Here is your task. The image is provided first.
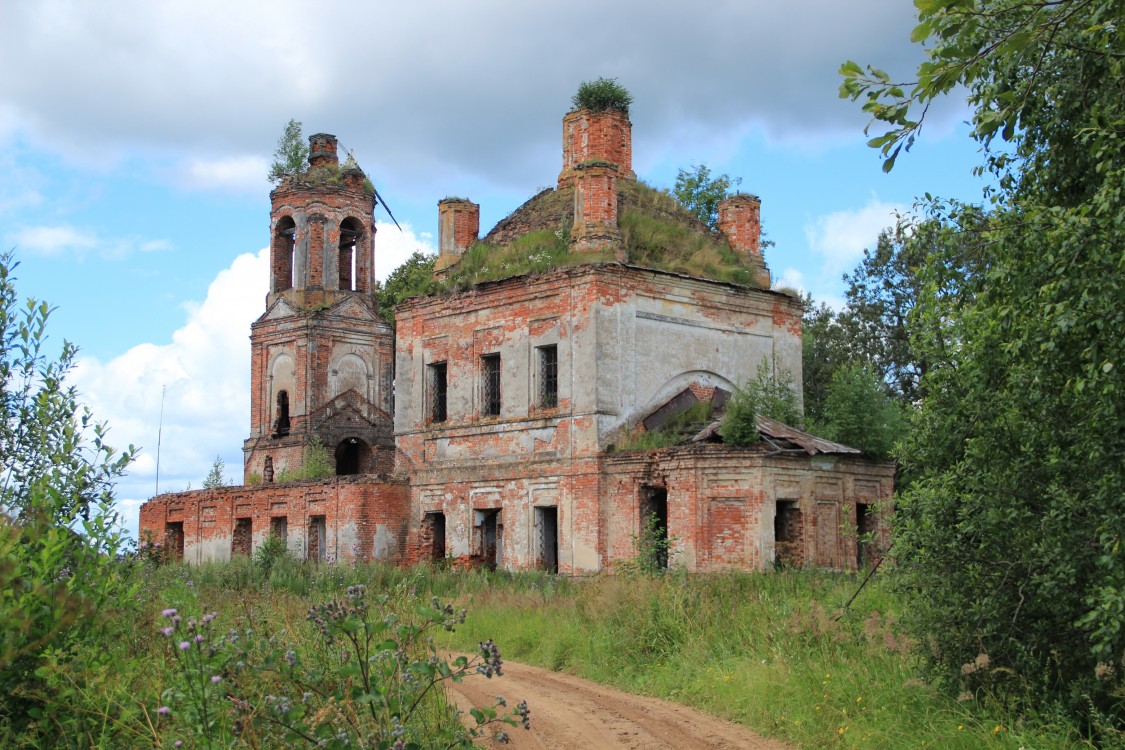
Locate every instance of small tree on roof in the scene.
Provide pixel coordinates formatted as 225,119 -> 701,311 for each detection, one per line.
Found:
571,78 -> 633,115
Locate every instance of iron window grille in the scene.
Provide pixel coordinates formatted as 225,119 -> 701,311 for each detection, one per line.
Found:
481,353 -> 501,416
428,362 -> 447,423
538,344 -> 558,408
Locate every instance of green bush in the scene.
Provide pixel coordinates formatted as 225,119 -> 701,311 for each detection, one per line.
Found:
571,77 -> 633,114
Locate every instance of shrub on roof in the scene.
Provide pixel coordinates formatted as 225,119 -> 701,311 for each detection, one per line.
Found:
572,77 -> 633,115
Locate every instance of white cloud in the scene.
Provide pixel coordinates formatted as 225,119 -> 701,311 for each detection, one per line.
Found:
183,155 -> 271,193
375,221 -> 435,282
0,0 -> 936,192
70,237 -> 436,539
72,248 -> 267,538
773,267 -> 806,293
9,225 -> 98,256
803,196 -> 907,274
7,224 -> 173,260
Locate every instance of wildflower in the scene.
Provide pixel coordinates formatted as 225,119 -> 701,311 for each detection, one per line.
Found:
162,608 -> 178,617
194,634 -> 204,644
202,611 -> 217,625
993,725 -> 1002,734
211,675 -> 222,684
179,641 -> 191,651
161,627 -> 174,637
856,697 -> 862,703
157,706 -> 170,716
957,725 -> 964,731
174,742 -> 183,748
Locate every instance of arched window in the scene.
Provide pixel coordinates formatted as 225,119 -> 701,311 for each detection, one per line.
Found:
273,216 -> 296,291
338,218 -> 362,291
274,390 -> 291,437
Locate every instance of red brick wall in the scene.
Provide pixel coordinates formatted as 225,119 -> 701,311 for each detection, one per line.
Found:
139,476 -> 409,565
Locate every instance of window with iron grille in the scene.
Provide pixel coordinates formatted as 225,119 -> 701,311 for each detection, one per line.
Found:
428,362 -> 447,423
481,353 -> 501,416
538,344 -> 558,408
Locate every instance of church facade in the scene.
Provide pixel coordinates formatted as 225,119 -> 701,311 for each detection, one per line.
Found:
139,105 -> 893,573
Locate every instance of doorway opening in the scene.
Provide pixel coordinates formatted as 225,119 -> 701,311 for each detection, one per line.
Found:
164,521 -> 184,561
424,512 -> 446,562
335,438 -> 363,475
856,503 -> 875,568
535,506 -> 559,573
639,486 -> 669,570
475,509 -> 502,570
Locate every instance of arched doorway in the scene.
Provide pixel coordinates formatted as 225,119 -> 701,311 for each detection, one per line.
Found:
335,437 -> 366,475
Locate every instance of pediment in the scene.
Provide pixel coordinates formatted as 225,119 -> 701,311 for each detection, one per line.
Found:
261,298 -> 300,321
328,297 -> 377,321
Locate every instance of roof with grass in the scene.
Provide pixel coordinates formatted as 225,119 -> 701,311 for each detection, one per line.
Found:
448,179 -> 766,289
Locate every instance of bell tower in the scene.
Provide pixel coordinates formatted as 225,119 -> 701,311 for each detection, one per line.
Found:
243,133 -> 395,482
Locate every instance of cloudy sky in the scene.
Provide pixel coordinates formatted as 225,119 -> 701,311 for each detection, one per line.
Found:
0,0 -> 986,538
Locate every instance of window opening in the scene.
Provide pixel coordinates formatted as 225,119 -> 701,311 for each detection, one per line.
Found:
232,518 -> 252,557
534,506 -> 559,573
274,390 -> 291,437
640,486 -> 669,570
424,512 -> 446,561
164,521 -> 185,561
775,500 -> 799,567
308,515 -> 327,563
481,353 -> 501,417
537,344 -> 558,408
428,362 -> 447,423
339,218 -> 361,291
270,515 -> 288,542
335,437 -> 362,475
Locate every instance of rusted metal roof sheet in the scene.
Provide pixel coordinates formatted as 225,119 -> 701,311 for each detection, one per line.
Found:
691,415 -> 861,455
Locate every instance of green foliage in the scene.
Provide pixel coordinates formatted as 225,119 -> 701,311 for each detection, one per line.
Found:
613,401 -> 715,451
671,163 -> 741,230
627,512 -> 674,575
0,251 -> 137,731
252,531 -> 290,579
571,77 -> 633,114
375,250 -> 437,322
815,363 -> 906,459
276,436 -> 335,482
844,0 -> 1125,731
721,359 -> 801,446
446,571 -> 1084,748
150,592 -> 528,747
267,119 -> 308,184
202,455 -> 228,489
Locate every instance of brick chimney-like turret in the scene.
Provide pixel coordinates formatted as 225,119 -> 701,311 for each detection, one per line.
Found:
558,109 -> 635,189
308,133 -> 339,168
435,198 -> 480,272
717,194 -> 770,287
570,162 -> 624,258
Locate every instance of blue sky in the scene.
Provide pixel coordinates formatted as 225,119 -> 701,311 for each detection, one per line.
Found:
0,0 -> 987,537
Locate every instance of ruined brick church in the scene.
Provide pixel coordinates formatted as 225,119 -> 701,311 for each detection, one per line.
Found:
140,104 -> 893,573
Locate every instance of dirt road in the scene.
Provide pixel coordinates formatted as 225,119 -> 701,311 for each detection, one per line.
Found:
446,659 -> 793,750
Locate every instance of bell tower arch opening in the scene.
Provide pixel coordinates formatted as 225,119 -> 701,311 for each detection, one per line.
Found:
338,217 -> 362,292
272,216 -> 296,292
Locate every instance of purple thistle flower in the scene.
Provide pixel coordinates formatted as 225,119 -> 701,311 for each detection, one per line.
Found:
194,634 -> 204,644
161,627 -> 174,637
162,608 -> 177,617
157,706 -> 170,716
211,675 -> 222,684
179,641 -> 191,651
174,741 -> 183,748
